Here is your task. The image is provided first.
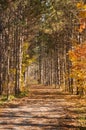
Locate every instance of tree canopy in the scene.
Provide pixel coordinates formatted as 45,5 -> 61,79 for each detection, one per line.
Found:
0,0 -> 86,98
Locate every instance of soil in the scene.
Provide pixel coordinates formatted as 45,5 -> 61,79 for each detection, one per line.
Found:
0,85 -> 86,130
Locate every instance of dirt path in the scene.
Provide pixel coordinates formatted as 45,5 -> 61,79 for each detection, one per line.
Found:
0,85 -> 86,130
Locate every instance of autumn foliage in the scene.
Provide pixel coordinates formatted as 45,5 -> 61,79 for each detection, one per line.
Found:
68,1 -> 86,94
77,1 -> 86,32
69,43 -> 86,93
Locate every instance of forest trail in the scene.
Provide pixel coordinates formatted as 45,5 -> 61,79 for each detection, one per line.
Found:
0,85 -> 86,130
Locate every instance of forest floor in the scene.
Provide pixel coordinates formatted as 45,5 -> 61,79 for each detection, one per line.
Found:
0,85 -> 86,130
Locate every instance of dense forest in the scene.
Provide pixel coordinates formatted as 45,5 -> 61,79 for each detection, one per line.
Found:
0,0 -> 86,98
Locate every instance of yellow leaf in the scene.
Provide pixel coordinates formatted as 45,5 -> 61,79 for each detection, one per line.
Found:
83,5 -> 86,9
79,11 -> 86,18
77,2 -> 84,8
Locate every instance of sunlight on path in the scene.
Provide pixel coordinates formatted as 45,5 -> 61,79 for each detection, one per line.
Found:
0,86 -> 85,130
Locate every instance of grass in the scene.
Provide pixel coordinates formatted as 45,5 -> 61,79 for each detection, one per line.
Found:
1,95 -> 8,101
15,89 -> 29,98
